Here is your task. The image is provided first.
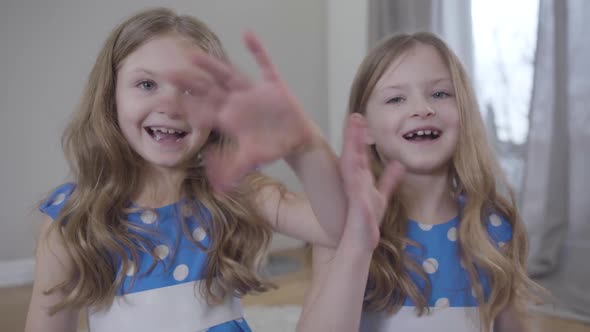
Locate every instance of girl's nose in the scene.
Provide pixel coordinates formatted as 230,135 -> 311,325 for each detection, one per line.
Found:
154,87 -> 187,118
411,98 -> 436,118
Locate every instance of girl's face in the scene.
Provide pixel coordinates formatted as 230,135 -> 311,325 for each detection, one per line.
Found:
365,43 -> 460,176
115,34 -> 212,170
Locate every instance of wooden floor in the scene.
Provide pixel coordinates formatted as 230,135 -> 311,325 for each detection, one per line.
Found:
2,248 -> 589,332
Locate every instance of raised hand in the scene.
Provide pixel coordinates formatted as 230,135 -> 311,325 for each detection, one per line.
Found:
295,113 -> 404,332
340,113 -> 404,251
180,32 -> 318,191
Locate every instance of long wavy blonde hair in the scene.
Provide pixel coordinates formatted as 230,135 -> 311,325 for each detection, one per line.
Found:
44,7 -> 278,314
349,32 -> 541,330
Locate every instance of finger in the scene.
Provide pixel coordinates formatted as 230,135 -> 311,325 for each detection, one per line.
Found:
191,51 -> 249,90
349,113 -> 369,170
168,70 -> 214,97
377,161 -> 405,201
345,114 -> 366,156
171,74 -> 224,130
356,118 -> 370,171
243,31 -> 280,81
341,114 -> 357,163
341,115 -> 365,186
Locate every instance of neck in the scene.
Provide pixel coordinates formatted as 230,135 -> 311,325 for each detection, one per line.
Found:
399,169 -> 457,225
134,166 -> 186,208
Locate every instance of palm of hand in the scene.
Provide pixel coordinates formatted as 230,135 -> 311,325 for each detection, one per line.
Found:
345,173 -> 385,251
214,79 -> 313,167
341,114 -> 403,251
182,32 -> 315,190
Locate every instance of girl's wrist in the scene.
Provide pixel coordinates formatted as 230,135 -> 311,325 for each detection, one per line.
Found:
284,122 -> 328,167
339,226 -> 379,257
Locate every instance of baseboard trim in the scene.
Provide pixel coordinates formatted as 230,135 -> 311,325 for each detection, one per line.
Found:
0,257 -> 35,287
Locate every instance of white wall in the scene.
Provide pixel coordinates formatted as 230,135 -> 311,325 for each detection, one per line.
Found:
0,0 -> 369,285
326,0 -> 368,152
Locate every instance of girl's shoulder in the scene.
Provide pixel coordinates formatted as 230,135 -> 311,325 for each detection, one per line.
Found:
39,182 -> 76,221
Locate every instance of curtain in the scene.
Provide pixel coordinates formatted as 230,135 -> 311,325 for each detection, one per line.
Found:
368,0 -> 473,76
522,0 -> 590,322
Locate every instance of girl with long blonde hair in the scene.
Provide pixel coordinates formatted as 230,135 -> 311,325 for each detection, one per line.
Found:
305,32 -> 542,332
25,7 -> 347,332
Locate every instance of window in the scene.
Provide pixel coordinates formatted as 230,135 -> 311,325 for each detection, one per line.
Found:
472,0 -> 539,194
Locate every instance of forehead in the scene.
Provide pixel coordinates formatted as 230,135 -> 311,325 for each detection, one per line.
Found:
375,43 -> 451,89
118,34 -> 203,75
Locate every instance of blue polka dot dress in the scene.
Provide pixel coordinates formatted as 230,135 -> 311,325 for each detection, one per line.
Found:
360,214 -> 513,332
40,183 -> 252,332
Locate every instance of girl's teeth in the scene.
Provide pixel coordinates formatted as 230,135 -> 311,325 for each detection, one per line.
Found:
151,127 -> 184,134
404,129 -> 442,139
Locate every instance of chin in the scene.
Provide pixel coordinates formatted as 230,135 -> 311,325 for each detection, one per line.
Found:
145,159 -> 184,170
404,159 -> 451,176
139,152 -> 190,169
138,146 -> 201,169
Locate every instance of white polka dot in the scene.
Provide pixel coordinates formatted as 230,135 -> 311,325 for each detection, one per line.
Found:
422,258 -> 439,274
173,264 -> 189,281
435,297 -> 450,309
498,242 -> 506,248
471,287 -> 477,298
140,210 -> 157,224
51,193 -> 66,206
154,245 -> 170,260
418,223 -> 433,231
125,262 -> 136,276
447,227 -> 458,241
490,214 -> 502,227
192,227 -> 207,242
236,318 -> 244,323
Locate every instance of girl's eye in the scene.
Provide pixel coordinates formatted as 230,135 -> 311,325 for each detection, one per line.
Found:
433,91 -> 451,99
137,80 -> 157,90
386,96 -> 404,104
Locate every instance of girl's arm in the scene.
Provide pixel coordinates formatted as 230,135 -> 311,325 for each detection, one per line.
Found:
297,114 -> 404,331
252,131 -> 347,248
181,32 -> 347,247
25,217 -> 79,332
297,241 -> 372,332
